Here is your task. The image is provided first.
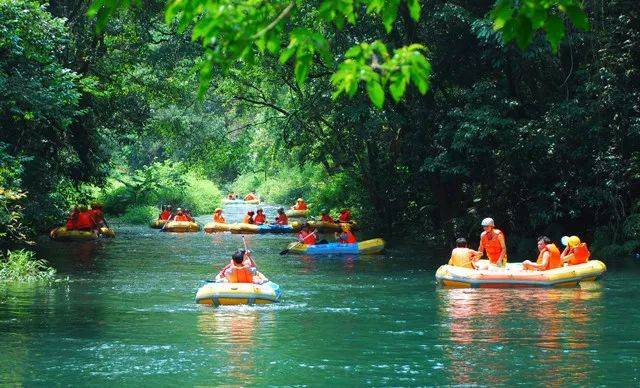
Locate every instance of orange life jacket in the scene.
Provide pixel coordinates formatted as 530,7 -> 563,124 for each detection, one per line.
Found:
569,243 -> 590,265
294,202 -> 308,210
537,243 -> 562,270
338,211 -> 351,222
90,209 -> 105,223
321,214 -> 335,223
244,194 -> 255,200
227,266 -> 254,283
174,214 -> 189,222
160,210 -> 172,220
213,213 -> 226,223
340,230 -> 357,243
242,215 -> 254,224
254,213 -> 266,224
449,248 -> 475,269
276,214 -> 288,225
481,229 -> 505,264
75,212 -> 96,230
66,211 -> 79,230
299,230 -> 317,245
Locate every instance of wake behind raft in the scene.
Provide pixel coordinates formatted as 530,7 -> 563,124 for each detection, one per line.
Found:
195,281 -> 282,306
436,259 -> 606,288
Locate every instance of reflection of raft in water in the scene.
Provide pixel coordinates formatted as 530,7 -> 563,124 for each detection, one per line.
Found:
286,238 -> 385,255
195,281 -> 282,306
49,226 -> 115,241
162,221 -> 200,232
436,260 -> 606,288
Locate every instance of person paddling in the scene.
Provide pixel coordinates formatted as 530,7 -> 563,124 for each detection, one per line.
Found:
522,236 -> 563,271
66,207 -> 79,230
298,222 -> 318,245
449,238 -> 481,269
477,218 -> 507,267
242,211 -> 255,224
338,208 -> 352,223
292,198 -> 308,210
320,209 -> 335,223
173,208 -> 190,222
254,208 -> 266,225
335,223 -> 357,243
159,205 -> 172,220
213,208 -> 226,223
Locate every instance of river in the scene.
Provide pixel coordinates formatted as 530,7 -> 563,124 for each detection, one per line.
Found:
1,204 -> 639,385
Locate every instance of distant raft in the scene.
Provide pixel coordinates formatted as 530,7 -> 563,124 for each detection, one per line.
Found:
49,226 -> 115,241
150,219 -> 168,229
307,220 -> 358,232
285,209 -> 309,218
204,222 -> 302,234
162,221 -> 201,233
222,198 -> 260,205
435,260 -> 607,288
285,238 -> 385,255
195,281 -> 282,306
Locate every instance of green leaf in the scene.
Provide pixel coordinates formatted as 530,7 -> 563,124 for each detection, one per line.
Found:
294,53 -> 312,87
382,0 -> 400,33
407,0 -> 421,22
279,46 -> 296,64
389,74 -> 407,102
545,14 -> 565,53
491,0 -> 513,30
563,4 -> 590,31
345,45 -> 362,58
367,79 -> 385,108
514,15 -> 533,49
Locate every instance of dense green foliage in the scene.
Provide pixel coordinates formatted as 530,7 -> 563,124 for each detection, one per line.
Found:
0,250 -> 56,282
0,0 -> 638,261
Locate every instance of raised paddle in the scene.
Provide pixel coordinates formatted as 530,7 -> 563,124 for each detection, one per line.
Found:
280,230 -> 317,255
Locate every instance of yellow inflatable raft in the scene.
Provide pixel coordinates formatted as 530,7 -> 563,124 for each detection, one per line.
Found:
162,221 -> 200,232
150,219 -> 168,229
195,281 -> 282,306
436,260 -> 606,288
286,209 -> 309,218
307,220 -> 358,232
49,226 -> 115,241
226,221 -> 302,234
286,238 -> 385,255
203,222 -> 231,233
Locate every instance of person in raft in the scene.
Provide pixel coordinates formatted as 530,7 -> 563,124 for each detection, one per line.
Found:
254,208 -> 266,225
74,205 -> 99,233
212,208 -> 226,223
172,208 -> 190,222
90,203 -> 108,228
298,222 -> 327,245
561,235 -> 591,265
159,205 -> 173,220
275,208 -> 288,225
449,238 -> 482,269
215,250 -> 268,284
320,209 -> 335,223
244,191 -> 257,201
242,210 -> 255,224
477,217 -> 507,267
338,208 -> 352,223
522,236 -> 563,271
292,198 -> 308,210
335,223 -> 357,243
227,193 -> 236,200
66,207 -> 80,230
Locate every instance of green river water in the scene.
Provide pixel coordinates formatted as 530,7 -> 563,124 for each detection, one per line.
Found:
1,204 -> 639,386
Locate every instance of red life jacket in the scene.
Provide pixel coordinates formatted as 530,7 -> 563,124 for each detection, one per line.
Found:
276,214 -> 288,225
321,214 -> 335,223
160,210 -> 172,220
90,209 -> 104,223
299,230 -> 317,245
569,243 -> 590,265
338,211 -> 351,222
481,229 -> 505,264
213,213 -> 226,223
293,202 -> 308,210
538,243 -> 562,270
254,213 -> 266,224
340,230 -> 357,243
174,214 -> 189,222
244,194 -> 255,200
76,211 -> 96,230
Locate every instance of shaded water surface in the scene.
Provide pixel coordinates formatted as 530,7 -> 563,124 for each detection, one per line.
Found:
1,205 -> 639,385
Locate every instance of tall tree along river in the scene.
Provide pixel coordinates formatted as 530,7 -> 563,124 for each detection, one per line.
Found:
1,204 -> 639,385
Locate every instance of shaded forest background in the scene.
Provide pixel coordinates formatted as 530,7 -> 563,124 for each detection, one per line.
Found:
1,0 -> 639,260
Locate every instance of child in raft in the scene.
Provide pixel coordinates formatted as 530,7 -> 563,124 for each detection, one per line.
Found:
215,250 -> 268,284
561,235 -> 591,265
449,238 -> 482,269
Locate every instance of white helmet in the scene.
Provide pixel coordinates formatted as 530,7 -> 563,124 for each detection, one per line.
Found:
481,217 -> 495,227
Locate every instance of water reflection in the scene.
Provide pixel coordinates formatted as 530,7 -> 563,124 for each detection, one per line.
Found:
437,286 -> 603,385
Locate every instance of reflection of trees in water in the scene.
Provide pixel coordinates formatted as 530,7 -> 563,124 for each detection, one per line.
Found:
198,309 -> 275,384
437,286 -> 603,385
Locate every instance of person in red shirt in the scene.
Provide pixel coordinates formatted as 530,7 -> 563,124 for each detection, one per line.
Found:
275,208 -> 288,225
254,209 -> 266,225
338,209 -> 352,223
90,203 -> 107,227
244,191 -> 257,201
320,209 -> 335,223
66,207 -> 79,230
335,223 -> 357,243
75,205 -> 98,232
292,198 -> 308,210
159,205 -> 173,220
173,208 -> 190,222
212,208 -> 226,223
242,211 -> 255,224
297,223 -> 318,245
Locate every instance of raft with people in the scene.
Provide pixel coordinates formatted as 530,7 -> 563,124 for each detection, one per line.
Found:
222,191 -> 260,205
285,238 -> 386,255
51,203 -> 114,241
162,220 -> 201,233
50,226 -> 116,241
195,281 -> 282,306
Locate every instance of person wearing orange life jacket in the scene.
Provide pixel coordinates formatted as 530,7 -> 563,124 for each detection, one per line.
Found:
173,208 -> 190,222
477,218 -> 507,267
298,223 -> 318,245
449,238 -> 482,269
66,207 -> 80,230
254,209 -> 266,225
227,193 -> 236,200
561,235 -> 591,265
242,211 -> 255,224
215,250 -> 257,280
320,209 -> 335,223
275,208 -> 288,225
292,198 -> 308,210
335,223 -> 357,243
223,250 -> 258,283
75,205 -> 98,232
90,203 -> 107,227
183,209 -> 196,222
522,236 -> 563,271
244,191 -> 257,201
338,209 -> 352,223
212,208 -> 226,223
159,205 -> 173,221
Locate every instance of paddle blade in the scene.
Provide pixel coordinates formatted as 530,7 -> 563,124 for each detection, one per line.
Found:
279,249 -> 289,255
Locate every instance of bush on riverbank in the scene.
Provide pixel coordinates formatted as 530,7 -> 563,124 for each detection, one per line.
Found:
0,250 -> 56,282
100,161 -> 221,223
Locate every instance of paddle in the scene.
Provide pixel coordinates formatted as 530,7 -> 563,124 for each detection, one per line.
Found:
280,230 -> 317,255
